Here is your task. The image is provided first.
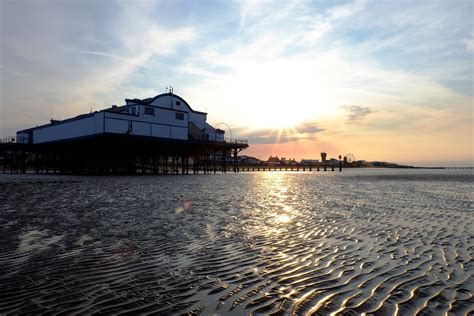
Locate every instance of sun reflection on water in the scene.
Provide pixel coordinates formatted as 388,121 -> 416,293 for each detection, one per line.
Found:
246,172 -> 302,238
275,213 -> 291,224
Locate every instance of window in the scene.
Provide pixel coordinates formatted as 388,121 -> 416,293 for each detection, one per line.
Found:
175,112 -> 184,120
144,107 -> 155,115
176,101 -> 181,106
130,107 -> 137,115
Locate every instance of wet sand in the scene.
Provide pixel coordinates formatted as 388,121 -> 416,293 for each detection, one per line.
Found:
0,169 -> 473,315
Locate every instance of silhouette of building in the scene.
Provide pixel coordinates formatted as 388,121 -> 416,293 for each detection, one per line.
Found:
267,156 -> 280,165
239,155 -> 262,165
301,159 -> 319,165
320,152 -> 327,162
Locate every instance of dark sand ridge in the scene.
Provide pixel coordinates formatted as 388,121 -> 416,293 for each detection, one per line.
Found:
0,169 -> 472,315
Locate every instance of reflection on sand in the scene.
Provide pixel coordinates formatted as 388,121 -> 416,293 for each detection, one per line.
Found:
0,170 -> 473,315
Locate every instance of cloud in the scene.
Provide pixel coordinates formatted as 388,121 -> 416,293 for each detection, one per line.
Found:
295,121 -> 326,134
0,0 -> 196,135
328,0 -> 366,19
0,0 -> 472,166
462,38 -> 474,52
235,121 -> 325,144
343,105 -> 375,122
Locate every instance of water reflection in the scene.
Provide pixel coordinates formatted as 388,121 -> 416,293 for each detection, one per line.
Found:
275,213 -> 291,224
248,172 -> 301,236
1,170 -> 472,315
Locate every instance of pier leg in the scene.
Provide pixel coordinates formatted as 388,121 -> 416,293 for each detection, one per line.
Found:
222,150 -> 226,173
213,152 -> 216,173
233,149 -> 237,173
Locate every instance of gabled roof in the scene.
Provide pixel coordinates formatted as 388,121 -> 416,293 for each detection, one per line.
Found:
126,93 -> 207,115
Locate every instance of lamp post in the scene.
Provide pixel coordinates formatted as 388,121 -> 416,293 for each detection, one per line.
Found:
339,155 -> 342,172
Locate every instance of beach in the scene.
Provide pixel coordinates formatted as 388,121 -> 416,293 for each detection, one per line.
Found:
0,169 -> 472,315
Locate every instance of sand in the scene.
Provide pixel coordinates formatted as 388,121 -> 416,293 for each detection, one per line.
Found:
0,169 -> 472,315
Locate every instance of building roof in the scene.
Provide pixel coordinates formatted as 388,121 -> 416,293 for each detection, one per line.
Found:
17,113 -> 95,133
126,93 -> 207,115
17,93 -> 207,134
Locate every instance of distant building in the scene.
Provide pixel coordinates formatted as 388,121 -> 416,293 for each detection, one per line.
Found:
321,152 -> 327,162
266,156 -> 280,165
17,92 -> 225,145
239,156 -> 261,165
301,159 -> 319,165
328,158 -> 339,166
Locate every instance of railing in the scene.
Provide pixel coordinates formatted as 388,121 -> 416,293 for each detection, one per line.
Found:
226,139 -> 248,145
0,136 -> 15,144
201,137 -> 248,144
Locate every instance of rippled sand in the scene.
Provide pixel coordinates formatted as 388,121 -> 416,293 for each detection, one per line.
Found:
0,169 -> 473,315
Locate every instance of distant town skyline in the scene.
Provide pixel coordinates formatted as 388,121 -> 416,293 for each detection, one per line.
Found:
1,0 -> 472,167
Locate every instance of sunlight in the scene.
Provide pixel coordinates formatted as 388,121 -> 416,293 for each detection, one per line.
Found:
275,213 -> 291,224
254,173 -> 301,231
193,57 -> 340,130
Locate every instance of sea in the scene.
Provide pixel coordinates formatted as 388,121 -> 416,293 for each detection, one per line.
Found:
0,169 -> 472,315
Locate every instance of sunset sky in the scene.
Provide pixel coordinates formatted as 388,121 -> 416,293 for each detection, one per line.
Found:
1,0 -> 472,166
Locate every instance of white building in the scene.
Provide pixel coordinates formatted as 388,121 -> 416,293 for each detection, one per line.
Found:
17,92 -> 225,145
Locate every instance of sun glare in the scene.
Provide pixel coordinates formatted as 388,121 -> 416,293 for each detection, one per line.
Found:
276,213 -> 291,224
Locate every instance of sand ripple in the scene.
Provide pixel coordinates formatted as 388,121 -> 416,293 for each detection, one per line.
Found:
0,170 -> 473,315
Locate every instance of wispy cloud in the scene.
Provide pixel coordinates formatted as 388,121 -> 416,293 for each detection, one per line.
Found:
0,0 -> 196,134
0,0 -> 472,165
462,37 -> 474,52
236,121 -> 325,144
343,105 -> 375,122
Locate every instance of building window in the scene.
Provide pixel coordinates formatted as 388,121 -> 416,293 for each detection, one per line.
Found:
144,107 -> 155,115
175,112 -> 184,120
130,107 -> 137,115
176,101 -> 181,105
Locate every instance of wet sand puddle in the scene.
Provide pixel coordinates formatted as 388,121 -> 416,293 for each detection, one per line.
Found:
0,170 -> 472,315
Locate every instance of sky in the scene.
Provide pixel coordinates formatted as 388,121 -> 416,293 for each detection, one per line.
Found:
0,0 -> 473,166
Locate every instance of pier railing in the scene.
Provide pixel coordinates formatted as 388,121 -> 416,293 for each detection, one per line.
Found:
201,138 -> 248,145
225,139 -> 248,145
0,136 -> 15,144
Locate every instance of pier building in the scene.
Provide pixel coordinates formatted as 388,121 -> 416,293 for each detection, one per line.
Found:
16,92 -> 224,145
1,91 -> 248,174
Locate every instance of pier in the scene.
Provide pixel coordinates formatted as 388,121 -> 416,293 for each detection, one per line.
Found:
0,89 -> 347,175
0,135 -> 345,175
0,134 -> 250,175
